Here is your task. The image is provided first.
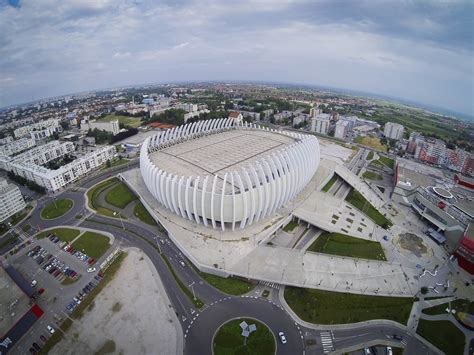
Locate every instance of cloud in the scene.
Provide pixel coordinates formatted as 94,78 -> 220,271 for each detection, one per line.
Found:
0,0 -> 472,116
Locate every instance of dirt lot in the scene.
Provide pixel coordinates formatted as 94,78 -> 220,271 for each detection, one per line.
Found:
51,248 -> 181,354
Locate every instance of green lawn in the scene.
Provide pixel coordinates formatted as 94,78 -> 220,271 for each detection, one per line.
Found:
0,234 -> 18,249
322,175 -> 337,192
422,299 -> 474,315
86,178 -> 120,218
199,273 -> 254,295
213,318 -> 275,355
362,171 -> 383,181
283,220 -> 298,232
133,202 -> 157,226
98,113 -> 142,128
36,228 -> 80,242
102,158 -> 131,170
378,155 -> 395,169
71,231 -> 111,259
345,189 -> 392,229
369,160 -> 386,170
284,287 -> 413,325
416,319 -> 465,355
104,182 -> 137,209
307,232 -> 386,261
366,151 -> 374,161
41,199 -> 73,219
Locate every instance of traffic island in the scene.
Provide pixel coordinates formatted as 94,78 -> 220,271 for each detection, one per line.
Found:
213,318 -> 276,355
40,199 -> 74,219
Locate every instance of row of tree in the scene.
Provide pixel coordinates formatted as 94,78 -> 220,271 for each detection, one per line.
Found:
7,171 -> 46,194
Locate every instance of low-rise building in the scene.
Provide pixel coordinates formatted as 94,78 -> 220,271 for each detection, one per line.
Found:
88,119 -> 120,135
0,179 -> 26,223
273,110 -> 293,122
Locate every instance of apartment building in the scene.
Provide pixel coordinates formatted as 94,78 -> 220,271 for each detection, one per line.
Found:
384,122 -> 405,140
13,119 -> 62,139
334,120 -> 350,139
0,137 -> 35,156
310,114 -> 330,135
0,179 -> 26,223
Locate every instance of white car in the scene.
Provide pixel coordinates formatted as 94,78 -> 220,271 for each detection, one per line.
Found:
278,331 -> 287,344
30,280 -> 37,287
386,346 -> 393,355
87,267 -> 96,273
47,325 -> 55,334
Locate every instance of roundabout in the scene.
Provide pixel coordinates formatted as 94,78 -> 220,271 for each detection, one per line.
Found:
185,296 -> 304,355
213,317 -> 276,355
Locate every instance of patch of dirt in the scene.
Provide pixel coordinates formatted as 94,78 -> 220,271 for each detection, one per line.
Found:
111,302 -> 122,312
398,233 -> 428,257
94,339 -> 116,355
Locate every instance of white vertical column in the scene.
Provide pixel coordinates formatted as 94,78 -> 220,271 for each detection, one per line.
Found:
235,172 -> 247,229
242,168 -> 255,225
177,176 -> 187,219
210,174 -> 218,229
192,177 -> 201,224
220,173 -> 228,231
184,177 -> 193,221
201,175 -> 209,227
231,172 -> 236,231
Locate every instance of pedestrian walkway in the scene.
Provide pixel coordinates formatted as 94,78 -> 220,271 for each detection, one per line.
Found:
258,281 -> 281,290
320,330 -> 335,353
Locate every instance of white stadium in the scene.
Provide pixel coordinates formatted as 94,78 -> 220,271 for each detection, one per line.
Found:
140,118 -> 320,231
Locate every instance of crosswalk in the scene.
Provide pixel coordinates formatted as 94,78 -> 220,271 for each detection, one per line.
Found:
259,281 -> 281,289
320,330 -> 335,354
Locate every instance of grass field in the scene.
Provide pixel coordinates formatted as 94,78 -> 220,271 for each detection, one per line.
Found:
354,136 -> 387,152
41,199 -> 73,219
36,228 -> 80,242
105,182 -> 137,209
307,232 -> 386,261
199,273 -> 254,295
86,178 -> 120,218
366,151 -> 374,160
102,158 -> 131,170
133,202 -> 157,226
283,220 -> 298,232
345,189 -> 392,229
416,319 -> 465,355
284,287 -> 413,325
378,155 -> 395,169
71,231 -> 111,259
322,175 -> 337,192
422,299 -> 474,315
98,113 -> 142,128
213,318 -> 275,355
369,160 -> 386,170
362,171 -> 383,180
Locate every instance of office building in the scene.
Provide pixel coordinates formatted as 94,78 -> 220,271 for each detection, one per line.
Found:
334,120 -> 350,139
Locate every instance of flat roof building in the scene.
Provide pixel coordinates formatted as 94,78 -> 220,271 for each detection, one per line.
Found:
384,122 -> 404,140
0,179 -> 26,223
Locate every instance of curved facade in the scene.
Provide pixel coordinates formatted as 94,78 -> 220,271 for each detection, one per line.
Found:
140,118 -> 320,231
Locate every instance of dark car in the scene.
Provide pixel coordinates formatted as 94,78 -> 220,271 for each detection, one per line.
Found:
40,335 -> 47,342
392,334 -> 403,341
32,342 -> 41,351
38,288 -> 45,295
29,348 -> 36,354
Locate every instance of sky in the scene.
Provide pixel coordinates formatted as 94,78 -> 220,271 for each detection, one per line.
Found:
0,0 -> 473,117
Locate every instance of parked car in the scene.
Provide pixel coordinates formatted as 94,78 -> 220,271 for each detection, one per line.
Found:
30,280 -> 37,287
47,325 -> 55,334
32,343 -> 41,351
87,267 -> 96,273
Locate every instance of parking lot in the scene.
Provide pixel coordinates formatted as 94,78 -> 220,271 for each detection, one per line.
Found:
6,229 -> 115,355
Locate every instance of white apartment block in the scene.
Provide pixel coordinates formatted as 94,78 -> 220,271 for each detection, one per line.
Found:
0,137 -> 35,156
273,111 -> 293,122
14,119 -> 62,139
8,145 -> 115,192
0,140 -> 115,191
334,120 -> 350,139
88,119 -> 120,135
310,114 -> 330,135
261,109 -> 274,119
292,115 -> 307,126
384,122 -> 404,140
309,107 -> 322,117
0,179 -> 26,223
175,103 -> 198,112
238,111 -> 261,121
183,109 -> 210,123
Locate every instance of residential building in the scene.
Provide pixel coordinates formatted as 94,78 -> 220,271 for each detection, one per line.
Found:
0,179 -> 26,223
228,111 -> 243,123
384,122 -> 405,140
261,109 -> 274,119
183,109 -> 210,123
237,111 -> 260,121
13,119 -> 62,139
88,119 -> 120,135
175,103 -> 198,112
334,120 -> 350,139
0,137 -> 35,156
309,107 -> 322,117
292,114 -> 308,126
310,114 -> 330,135
273,111 -> 293,122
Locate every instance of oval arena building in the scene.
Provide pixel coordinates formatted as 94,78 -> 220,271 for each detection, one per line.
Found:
140,118 -> 320,231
